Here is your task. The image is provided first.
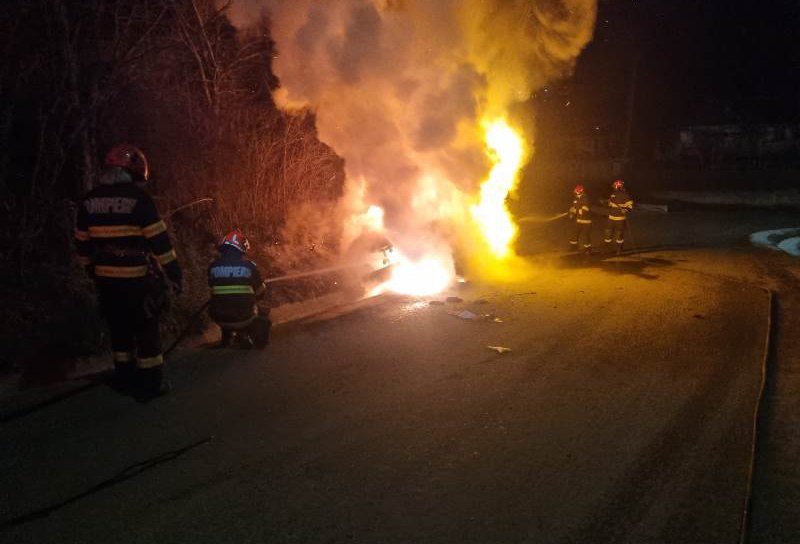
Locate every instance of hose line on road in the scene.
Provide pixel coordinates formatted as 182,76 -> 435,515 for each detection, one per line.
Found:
0,298 -> 212,424
0,436 -> 214,530
603,251 -> 773,544
739,287 -> 773,544
636,258 -> 773,544
0,377 -> 107,424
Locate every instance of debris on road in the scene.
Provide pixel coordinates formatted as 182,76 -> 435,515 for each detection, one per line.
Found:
446,296 -> 464,304
447,310 -> 504,323
448,310 -> 480,320
487,345 -> 512,354
473,298 -> 489,304
428,300 -> 445,306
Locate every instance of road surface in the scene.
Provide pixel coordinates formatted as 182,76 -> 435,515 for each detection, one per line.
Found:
1,248 -> 775,543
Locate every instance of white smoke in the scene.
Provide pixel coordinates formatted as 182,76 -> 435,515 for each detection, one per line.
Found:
227,0 -> 597,264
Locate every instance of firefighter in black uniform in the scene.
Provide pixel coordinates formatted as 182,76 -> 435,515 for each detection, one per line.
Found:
604,179 -> 634,253
568,184 -> 592,254
208,230 -> 271,349
74,144 -> 181,400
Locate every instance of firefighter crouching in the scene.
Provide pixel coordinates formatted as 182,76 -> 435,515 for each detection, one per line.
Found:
568,184 -> 592,254
604,179 -> 634,253
208,230 -> 271,349
74,144 -> 181,400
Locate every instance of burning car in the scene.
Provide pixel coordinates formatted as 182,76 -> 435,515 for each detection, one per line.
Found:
343,231 -> 398,292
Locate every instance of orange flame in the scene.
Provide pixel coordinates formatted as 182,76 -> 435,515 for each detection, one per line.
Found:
471,118 -> 526,260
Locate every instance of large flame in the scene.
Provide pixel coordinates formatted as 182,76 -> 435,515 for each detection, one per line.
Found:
229,1 -> 598,296
348,201 -> 455,297
370,118 -> 525,296
471,119 -> 526,259
384,252 -> 453,296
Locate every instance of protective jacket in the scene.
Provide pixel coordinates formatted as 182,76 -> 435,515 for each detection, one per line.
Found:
208,246 -> 264,326
74,169 -> 181,373
75,173 -> 181,283
569,193 -> 592,224
607,189 -> 634,220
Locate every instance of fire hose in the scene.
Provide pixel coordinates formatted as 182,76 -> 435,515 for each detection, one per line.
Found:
166,198 -> 214,218
1,259 -> 364,421
518,212 -> 568,223
262,263 -> 362,284
163,299 -> 211,358
165,262 -> 362,354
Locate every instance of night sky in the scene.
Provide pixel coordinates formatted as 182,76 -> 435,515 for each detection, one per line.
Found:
536,0 -> 800,153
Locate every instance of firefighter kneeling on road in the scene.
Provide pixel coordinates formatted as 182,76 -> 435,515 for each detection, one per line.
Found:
75,144 -> 181,401
568,184 -> 592,254
604,179 -> 634,253
208,230 -> 271,349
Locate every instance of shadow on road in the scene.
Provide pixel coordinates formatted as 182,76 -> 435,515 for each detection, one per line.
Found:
558,253 -> 677,280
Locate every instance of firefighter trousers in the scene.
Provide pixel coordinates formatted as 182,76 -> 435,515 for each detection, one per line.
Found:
219,313 -> 271,350
604,218 -> 626,246
97,277 -> 164,369
570,221 -> 592,251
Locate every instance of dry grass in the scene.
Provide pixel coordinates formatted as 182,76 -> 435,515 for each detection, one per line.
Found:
0,1 -> 350,370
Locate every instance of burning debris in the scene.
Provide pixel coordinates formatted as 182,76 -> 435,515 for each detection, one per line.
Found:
228,0 -> 598,295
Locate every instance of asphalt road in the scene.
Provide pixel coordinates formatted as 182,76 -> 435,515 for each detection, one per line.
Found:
0,237 -> 773,543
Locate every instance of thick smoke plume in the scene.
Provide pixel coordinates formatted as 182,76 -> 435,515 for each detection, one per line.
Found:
228,0 -> 596,272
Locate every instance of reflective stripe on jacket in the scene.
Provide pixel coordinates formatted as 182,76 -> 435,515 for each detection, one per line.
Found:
75,180 -> 181,282
570,193 -> 592,224
208,247 -> 264,324
608,190 -> 634,220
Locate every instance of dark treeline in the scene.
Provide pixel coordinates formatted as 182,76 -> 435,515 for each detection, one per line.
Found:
0,0 -> 344,370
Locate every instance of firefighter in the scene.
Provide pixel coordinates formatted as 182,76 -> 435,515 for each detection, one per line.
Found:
568,184 -> 592,254
604,179 -> 634,253
208,230 -> 271,349
74,144 -> 181,400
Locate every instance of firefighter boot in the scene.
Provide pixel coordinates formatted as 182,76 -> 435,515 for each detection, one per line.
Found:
604,225 -> 614,252
236,332 -> 254,350
251,316 -> 271,350
111,362 -> 136,394
135,366 -> 171,402
219,328 -> 233,348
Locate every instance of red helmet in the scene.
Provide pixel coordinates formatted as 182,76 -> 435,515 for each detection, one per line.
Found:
612,179 -> 624,190
221,229 -> 250,253
574,184 -> 585,195
105,144 -> 149,181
